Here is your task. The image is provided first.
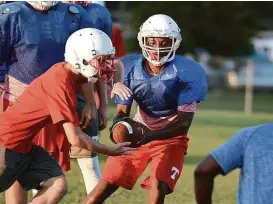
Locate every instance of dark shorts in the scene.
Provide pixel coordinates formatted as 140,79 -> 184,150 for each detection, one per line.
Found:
0,144 -> 64,192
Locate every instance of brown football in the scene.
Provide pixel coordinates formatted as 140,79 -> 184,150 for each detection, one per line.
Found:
111,118 -> 146,145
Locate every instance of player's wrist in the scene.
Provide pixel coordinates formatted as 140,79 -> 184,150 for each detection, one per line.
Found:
104,144 -> 118,156
99,99 -> 108,107
95,142 -> 112,156
112,115 -> 124,124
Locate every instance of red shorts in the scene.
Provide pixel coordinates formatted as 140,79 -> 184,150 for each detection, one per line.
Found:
1,96 -> 71,171
102,135 -> 189,193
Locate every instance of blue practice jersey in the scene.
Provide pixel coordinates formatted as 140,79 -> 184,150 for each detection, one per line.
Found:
115,54 -> 207,117
0,1 -> 94,85
77,2 -> 113,107
211,123 -> 273,204
83,3 -> 112,39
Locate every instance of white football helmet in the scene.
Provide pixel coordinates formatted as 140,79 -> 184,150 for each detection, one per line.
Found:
65,28 -> 116,83
28,1 -> 58,10
137,14 -> 182,66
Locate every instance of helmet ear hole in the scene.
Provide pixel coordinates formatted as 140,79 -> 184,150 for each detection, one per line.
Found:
82,59 -> 89,65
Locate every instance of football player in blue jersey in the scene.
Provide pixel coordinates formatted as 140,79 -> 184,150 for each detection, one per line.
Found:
84,14 -> 207,204
195,123 -> 273,204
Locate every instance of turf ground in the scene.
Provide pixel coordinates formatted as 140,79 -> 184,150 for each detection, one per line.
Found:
1,91 -> 273,203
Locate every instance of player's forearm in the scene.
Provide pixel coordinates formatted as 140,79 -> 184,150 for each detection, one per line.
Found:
96,80 -> 108,107
194,175 -> 214,204
74,131 -> 110,155
113,60 -> 124,83
146,120 -> 191,142
115,104 -> 131,119
81,82 -> 96,107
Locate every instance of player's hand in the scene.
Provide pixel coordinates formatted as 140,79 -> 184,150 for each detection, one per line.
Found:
98,104 -> 108,131
0,83 -> 5,96
80,104 -> 96,129
111,82 -> 133,100
106,142 -> 135,156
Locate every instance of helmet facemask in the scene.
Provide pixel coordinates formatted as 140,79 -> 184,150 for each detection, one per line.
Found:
137,14 -> 182,66
89,54 -> 117,83
139,36 -> 180,66
64,28 -> 116,84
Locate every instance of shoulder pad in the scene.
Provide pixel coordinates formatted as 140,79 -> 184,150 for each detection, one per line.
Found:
0,5 -> 20,15
121,54 -> 142,78
68,5 -> 80,14
175,55 -> 206,81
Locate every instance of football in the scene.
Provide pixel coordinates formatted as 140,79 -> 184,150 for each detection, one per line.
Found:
111,118 -> 146,145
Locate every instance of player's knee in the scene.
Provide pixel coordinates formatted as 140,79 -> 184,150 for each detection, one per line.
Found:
44,176 -> 68,198
54,176 -> 68,197
151,180 -> 170,196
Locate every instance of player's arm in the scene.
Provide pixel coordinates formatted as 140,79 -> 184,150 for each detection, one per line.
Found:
95,79 -> 108,130
110,61 -> 132,100
113,60 -> 124,84
110,60 -> 133,127
194,129 -> 245,203
139,66 -> 208,144
63,122 -> 133,156
139,110 -> 194,145
80,82 -> 96,128
0,7 -> 18,94
194,155 -> 223,204
112,104 -> 132,124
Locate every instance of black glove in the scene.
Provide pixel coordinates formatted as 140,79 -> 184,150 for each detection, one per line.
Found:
136,131 -> 151,147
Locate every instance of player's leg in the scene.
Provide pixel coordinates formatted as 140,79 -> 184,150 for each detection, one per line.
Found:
143,138 -> 188,204
0,98 -> 28,203
74,102 -> 102,194
17,145 -> 67,204
83,180 -> 119,204
30,175 -> 67,204
148,180 -> 170,204
4,181 -> 28,204
84,147 -> 150,204
77,156 -> 102,194
0,143 -> 44,204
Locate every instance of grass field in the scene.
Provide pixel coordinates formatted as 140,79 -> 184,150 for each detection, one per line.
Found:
1,91 -> 273,204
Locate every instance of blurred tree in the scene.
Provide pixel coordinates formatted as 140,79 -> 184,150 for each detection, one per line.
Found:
125,1 -> 273,57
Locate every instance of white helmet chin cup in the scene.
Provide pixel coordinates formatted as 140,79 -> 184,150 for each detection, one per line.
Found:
137,14 -> 182,66
64,28 -> 116,83
28,1 -> 58,10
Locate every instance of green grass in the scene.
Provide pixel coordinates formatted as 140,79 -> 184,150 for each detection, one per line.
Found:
1,91 -> 273,203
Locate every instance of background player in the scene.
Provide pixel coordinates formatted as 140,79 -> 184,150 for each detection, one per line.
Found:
194,122 -> 273,204
67,0 -> 113,194
68,1 -> 128,194
0,28 -> 133,204
83,14 -> 207,204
